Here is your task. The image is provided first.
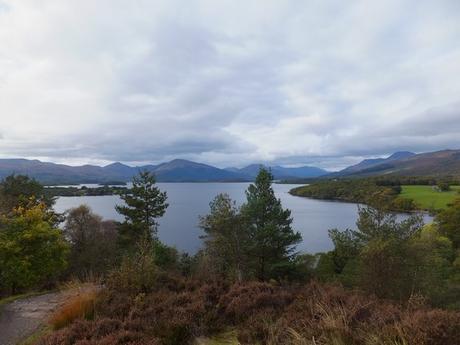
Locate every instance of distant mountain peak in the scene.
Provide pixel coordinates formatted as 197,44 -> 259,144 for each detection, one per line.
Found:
387,151 -> 416,160
104,162 -> 130,168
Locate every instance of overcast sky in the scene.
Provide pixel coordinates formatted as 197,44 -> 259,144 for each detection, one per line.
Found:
0,0 -> 459,170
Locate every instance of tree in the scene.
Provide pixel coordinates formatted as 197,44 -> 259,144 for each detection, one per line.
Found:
354,205 -> 424,299
326,204 -> 425,299
436,198 -> 460,249
116,171 -> 168,248
0,174 -> 61,225
354,205 -> 423,243
0,204 -> 68,295
408,224 -> 456,306
328,228 -> 361,274
438,180 -> 451,192
200,193 -> 248,282
241,168 -> 302,281
64,205 -> 118,277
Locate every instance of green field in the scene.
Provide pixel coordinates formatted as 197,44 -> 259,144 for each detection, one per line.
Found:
399,185 -> 460,210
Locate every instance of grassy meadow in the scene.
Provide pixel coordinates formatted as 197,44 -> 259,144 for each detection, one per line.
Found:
399,185 -> 460,210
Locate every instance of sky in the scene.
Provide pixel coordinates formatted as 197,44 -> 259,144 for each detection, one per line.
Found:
0,0 -> 459,170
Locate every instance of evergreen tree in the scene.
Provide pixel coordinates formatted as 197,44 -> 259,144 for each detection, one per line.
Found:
116,171 -> 168,248
241,168 -> 302,281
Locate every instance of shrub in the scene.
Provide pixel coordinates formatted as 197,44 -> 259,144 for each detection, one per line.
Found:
49,290 -> 97,330
106,239 -> 157,294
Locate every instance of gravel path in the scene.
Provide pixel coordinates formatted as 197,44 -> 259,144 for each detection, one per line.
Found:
0,292 -> 65,345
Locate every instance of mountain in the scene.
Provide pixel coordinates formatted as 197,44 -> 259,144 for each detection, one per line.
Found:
0,149 -> 457,184
227,164 -> 328,179
336,150 -> 460,177
152,159 -> 245,182
0,159 -> 110,184
337,151 -> 416,175
0,158 -> 249,184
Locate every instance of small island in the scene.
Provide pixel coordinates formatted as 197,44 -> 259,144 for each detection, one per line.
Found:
44,185 -> 130,197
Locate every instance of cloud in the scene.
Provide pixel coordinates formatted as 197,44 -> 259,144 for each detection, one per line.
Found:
0,0 -> 459,169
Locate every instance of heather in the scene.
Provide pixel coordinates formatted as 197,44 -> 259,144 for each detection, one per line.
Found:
39,279 -> 460,345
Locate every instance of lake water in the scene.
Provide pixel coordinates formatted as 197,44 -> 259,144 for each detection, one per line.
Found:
53,183 -> 429,254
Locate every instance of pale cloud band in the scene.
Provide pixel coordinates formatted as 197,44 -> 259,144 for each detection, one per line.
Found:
0,0 -> 459,169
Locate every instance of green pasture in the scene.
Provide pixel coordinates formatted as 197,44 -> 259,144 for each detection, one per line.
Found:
399,185 -> 460,210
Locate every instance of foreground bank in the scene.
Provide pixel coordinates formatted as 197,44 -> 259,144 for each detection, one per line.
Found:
1,171 -> 460,344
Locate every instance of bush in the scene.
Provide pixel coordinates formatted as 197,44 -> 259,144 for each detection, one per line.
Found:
391,197 -> 417,211
49,290 -> 97,330
106,239 -> 157,294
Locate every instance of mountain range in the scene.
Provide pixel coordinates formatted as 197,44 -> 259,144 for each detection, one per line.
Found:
333,149 -> 460,177
0,159 -> 328,184
0,149 -> 458,184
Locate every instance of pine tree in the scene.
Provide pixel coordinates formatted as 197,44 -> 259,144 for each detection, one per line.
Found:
242,168 -> 302,281
116,171 -> 168,248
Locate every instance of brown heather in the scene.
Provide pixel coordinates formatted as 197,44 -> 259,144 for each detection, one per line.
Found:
39,278 -> 460,345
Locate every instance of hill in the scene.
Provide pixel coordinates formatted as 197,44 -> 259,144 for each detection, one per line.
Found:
152,159 -> 245,182
334,150 -> 460,177
226,164 -> 328,179
336,151 -> 416,175
0,158 -> 254,184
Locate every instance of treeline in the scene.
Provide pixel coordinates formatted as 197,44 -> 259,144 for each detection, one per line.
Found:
1,171 -> 460,344
290,177 -> 460,212
290,178 -> 403,205
44,185 -> 129,197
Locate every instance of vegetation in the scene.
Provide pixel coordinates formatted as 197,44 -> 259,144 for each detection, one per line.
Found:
49,289 -> 97,330
242,168 -> 302,281
0,175 -> 69,296
63,205 -> 119,278
116,171 -> 168,248
200,168 -> 302,282
38,280 -> 460,345
290,179 -> 408,210
199,193 -> 248,282
1,171 -> 460,344
291,178 -> 460,212
44,185 -> 129,197
399,185 -> 460,210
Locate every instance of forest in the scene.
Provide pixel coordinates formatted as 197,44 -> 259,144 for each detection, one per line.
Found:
0,170 -> 459,344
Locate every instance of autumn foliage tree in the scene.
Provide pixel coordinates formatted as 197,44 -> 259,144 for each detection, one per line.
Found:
0,204 -> 68,295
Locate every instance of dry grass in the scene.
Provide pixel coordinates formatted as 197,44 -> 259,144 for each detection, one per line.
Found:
39,279 -> 460,345
49,289 -> 97,330
58,271 -> 103,292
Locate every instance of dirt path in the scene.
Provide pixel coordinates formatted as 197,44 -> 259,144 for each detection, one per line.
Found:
0,291 -> 66,345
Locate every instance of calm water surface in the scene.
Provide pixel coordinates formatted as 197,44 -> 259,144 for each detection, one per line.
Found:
54,183 -> 428,254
